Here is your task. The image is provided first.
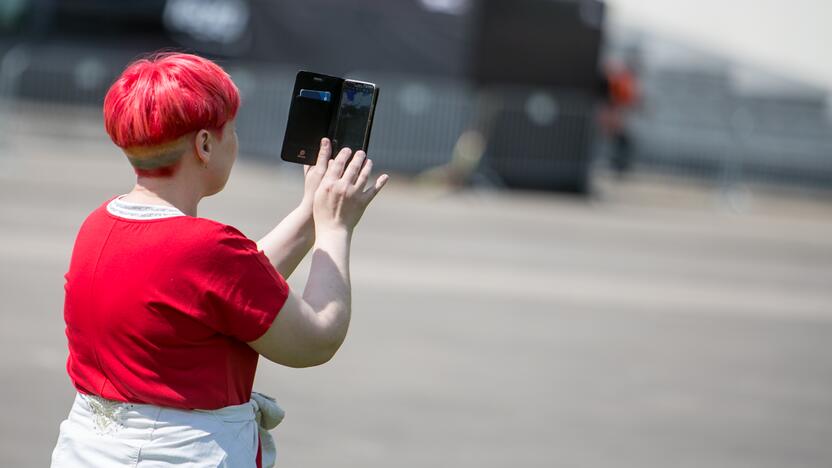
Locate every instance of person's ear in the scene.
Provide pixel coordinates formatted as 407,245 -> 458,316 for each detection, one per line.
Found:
194,129 -> 212,167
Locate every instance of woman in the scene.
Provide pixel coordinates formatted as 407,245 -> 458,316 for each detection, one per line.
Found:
50,52 -> 387,467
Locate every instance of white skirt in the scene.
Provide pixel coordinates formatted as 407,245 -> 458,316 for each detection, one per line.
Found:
51,393 -> 281,467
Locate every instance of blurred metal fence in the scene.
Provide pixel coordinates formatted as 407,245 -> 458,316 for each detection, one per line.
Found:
0,46 -> 598,191
630,68 -> 832,188
2,43 -> 831,192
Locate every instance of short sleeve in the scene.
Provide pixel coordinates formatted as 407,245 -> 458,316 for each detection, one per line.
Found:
194,224 -> 290,342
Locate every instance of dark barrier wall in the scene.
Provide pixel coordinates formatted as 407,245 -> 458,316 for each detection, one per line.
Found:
469,0 -> 605,90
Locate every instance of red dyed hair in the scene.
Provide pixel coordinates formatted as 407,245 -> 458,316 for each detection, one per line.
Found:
103,52 -> 239,150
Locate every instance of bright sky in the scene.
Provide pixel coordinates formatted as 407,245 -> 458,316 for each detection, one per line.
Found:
606,0 -> 832,90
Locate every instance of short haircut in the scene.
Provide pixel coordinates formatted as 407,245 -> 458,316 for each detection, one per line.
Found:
103,52 -> 240,175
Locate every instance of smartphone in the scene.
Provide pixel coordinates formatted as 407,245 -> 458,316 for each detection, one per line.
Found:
281,71 -> 379,165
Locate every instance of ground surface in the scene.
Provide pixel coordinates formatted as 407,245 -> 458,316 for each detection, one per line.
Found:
1,112 -> 831,467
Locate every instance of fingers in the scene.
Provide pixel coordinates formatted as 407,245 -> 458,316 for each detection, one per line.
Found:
315,138 -> 331,168
355,158 -> 373,188
325,146 -> 352,180
363,173 -> 389,201
342,151 -> 366,184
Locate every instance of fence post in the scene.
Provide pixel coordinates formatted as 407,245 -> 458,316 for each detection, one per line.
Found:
720,105 -> 754,211
0,44 -> 30,151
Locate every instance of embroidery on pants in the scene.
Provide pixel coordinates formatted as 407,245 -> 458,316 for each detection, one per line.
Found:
86,395 -> 130,436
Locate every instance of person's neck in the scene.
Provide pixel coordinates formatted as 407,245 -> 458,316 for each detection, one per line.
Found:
123,178 -> 201,217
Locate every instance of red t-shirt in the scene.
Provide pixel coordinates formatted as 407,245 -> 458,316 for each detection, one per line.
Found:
63,199 -> 289,410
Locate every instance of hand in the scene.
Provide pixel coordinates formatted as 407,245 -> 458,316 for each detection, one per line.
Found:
301,138 -> 332,210
313,147 -> 388,234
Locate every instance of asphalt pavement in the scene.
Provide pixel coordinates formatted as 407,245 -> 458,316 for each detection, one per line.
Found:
1,112 -> 831,467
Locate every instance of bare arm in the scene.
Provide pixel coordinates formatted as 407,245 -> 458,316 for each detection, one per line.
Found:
256,139 -> 330,278
249,146 -> 387,367
256,204 -> 314,279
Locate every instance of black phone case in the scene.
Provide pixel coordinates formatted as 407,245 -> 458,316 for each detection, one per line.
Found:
280,71 -> 378,165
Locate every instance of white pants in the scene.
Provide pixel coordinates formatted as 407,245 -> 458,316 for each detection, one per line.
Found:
51,393 -> 275,467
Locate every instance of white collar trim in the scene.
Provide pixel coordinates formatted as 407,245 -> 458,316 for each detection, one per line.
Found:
106,195 -> 186,220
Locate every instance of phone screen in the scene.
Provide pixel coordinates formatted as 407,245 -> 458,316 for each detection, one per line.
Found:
333,82 -> 376,152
